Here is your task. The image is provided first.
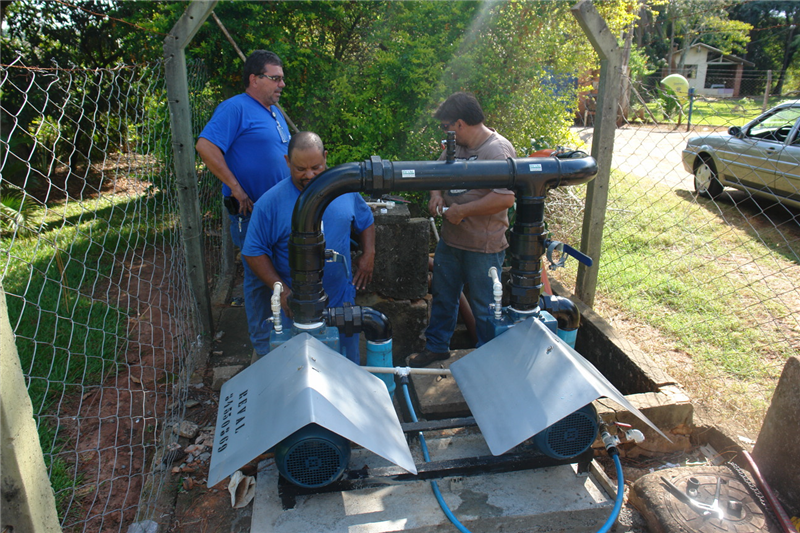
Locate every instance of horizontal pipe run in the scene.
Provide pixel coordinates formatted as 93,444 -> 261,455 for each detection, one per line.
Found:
290,155 -> 597,324
292,156 -> 597,235
362,366 -> 452,376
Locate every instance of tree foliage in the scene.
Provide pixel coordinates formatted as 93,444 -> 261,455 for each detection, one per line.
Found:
730,0 -> 800,95
2,0 -> 124,68
635,1 -> 752,72
3,0 -> 644,173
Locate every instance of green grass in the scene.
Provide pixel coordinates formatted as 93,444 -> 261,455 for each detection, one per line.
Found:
643,96 -> 793,128
549,171 -> 798,427
1,189 -> 177,518
606,177 -> 796,370
688,96 -> 786,128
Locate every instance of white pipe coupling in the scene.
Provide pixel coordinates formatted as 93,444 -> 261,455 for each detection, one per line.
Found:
488,266 -> 503,320
271,282 -> 283,333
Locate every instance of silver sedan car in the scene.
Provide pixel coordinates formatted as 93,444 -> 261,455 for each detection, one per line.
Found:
682,100 -> 800,209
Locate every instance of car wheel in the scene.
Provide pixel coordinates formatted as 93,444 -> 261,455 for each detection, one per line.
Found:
693,157 -> 723,198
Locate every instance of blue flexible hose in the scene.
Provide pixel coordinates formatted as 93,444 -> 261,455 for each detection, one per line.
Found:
401,382 -> 472,533
596,453 -> 625,533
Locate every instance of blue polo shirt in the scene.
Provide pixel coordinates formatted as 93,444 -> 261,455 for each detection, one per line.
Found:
198,93 -> 291,201
242,177 -> 374,307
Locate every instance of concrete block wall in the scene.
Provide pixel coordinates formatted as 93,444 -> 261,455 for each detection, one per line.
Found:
355,204 -> 430,363
361,204 -> 429,300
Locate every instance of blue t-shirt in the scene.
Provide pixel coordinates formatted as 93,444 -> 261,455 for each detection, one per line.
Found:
242,178 -> 374,307
198,93 -> 291,201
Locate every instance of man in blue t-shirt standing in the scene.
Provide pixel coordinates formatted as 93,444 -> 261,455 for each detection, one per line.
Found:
196,50 -> 291,353
242,132 -> 375,362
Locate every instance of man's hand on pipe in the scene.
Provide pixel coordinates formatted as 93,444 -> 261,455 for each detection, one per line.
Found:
280,287 -> 293,319
443,203 -> 465,225
428,192 -> 445,217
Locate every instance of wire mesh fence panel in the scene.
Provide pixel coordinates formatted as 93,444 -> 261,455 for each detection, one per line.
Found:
553,73 -> 800,437
1,56 -> 201,532
188,58 -> 231,301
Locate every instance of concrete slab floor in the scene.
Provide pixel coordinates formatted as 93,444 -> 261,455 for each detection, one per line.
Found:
251,431 -> 616,533
172,269 -> 747,533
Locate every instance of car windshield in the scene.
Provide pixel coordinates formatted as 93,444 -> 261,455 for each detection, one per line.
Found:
747,106 -> 800,143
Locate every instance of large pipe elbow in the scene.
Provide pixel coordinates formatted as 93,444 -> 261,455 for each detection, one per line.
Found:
361,307 -> 392,343
292,162 -> 364,234
541,294 -> 581,331
511,156 -> 598,197
323,305 -> 392,342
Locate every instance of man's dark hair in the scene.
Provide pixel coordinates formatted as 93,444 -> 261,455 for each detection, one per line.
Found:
243,50 -> 283,88
287,131 -> 325,160
433,92 -> 485,126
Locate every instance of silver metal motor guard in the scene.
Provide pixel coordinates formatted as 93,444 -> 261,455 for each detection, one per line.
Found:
207,333 -> 417,487
450,317 -> 670,456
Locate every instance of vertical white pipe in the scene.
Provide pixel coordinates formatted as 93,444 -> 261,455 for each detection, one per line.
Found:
271,282 -> 283,333
488,267 -> 503,320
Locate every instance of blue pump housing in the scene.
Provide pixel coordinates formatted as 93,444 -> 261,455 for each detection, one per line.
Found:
490,308 -> 578,348
491,308 -> 558,339
270,323 -> 340,353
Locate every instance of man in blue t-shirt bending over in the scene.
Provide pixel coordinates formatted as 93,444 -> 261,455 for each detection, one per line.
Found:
242,132 -> 375,362
196,50 -> 291,354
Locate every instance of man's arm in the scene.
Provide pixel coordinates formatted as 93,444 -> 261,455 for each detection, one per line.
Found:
243,253 -> 292,317
443,191 -> 515,226
352,223 -> 375,290
196,137 -> 254,216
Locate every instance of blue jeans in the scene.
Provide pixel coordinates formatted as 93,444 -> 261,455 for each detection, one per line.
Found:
228,212 -> 250,250
243,266 -> 274,356
230,213 -> 273,355
425,241 -> 505,352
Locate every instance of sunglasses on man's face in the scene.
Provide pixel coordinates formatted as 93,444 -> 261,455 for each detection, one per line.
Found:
257,73 -> 284,83
440,120 -> 457,131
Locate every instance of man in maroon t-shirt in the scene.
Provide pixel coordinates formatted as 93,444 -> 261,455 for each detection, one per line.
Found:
409,92 -> 516,368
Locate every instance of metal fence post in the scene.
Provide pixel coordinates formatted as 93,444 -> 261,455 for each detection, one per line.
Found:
0,285 -> 61,533
571,0 -> 624,307
163,0 -> 219,334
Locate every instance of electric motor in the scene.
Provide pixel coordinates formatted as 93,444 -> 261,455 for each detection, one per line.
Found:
274,424 -> 351,488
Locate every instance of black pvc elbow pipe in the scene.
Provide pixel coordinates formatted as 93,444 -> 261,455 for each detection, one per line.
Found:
540,295 -> 581,331
361,307 -> 392,343
289,155 -> 597,324
323,305 -> 392,343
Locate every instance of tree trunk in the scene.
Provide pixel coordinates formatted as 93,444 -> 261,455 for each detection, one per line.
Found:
668,7 -> 676,75
775,17 -> 798,95
0,1 -> 18,25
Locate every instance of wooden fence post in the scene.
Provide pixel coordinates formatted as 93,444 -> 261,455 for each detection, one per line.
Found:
0,286 -> 62,533
571,0 -> 624,307
163,0 -> 219,334
762,70 -> 772,112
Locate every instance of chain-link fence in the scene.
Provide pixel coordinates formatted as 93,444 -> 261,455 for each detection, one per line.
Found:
189,59 -> 232,304
1,56 -> 205,532
552,71 -> 800,437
